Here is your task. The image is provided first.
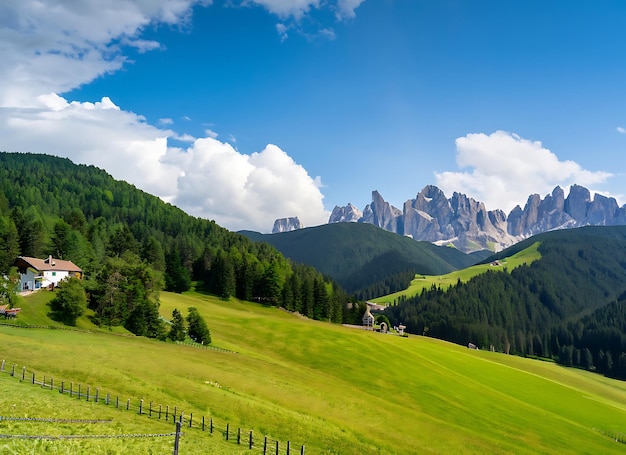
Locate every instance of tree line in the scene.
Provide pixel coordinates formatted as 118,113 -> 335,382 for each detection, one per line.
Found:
0,152 -> 353,334
385,228 -> 626,380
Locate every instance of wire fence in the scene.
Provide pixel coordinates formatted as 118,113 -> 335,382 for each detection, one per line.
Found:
1,358 -> 306,454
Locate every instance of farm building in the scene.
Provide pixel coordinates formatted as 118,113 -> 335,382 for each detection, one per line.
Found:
15,255 -> 82,292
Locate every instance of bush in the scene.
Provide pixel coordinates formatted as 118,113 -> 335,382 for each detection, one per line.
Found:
48,277 -> 87,326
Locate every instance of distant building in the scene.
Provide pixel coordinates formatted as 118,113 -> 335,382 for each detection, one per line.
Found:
362,306 -> 375,328
15,256 -> 82,292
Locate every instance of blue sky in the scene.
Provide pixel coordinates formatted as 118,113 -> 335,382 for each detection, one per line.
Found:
2,1 -> 625,231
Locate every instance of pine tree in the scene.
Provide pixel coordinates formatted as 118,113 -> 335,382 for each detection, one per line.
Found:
187,307 -> 211,344
168,308 -> 186,341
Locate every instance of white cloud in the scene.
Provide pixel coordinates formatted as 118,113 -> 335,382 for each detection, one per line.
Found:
247,0 -> 321,19
170,139 -> 328,231
336,0 -> 365,19
435,131 -> 613,213
0,94 -> 328,232
0,0 -> 205,107
617,126 -> 626,134
0,0 -> 331,232
248,0 -> 364,19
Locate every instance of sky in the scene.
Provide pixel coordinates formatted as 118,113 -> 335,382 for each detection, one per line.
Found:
1,0 -> 626,232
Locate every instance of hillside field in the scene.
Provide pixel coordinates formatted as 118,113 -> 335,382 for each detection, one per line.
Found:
0,287 -> 625,454
371,242 -> 541,304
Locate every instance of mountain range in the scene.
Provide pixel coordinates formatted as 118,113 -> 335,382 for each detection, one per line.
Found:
274,184 -> 626,253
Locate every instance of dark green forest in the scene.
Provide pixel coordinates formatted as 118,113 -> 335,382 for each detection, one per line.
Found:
385,226 -> 626,380
0,152 -> 352,334
241,223 -> 488,299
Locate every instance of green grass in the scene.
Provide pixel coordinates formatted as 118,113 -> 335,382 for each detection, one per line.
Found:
1,285 -> 625,454
371,241 -> 542,304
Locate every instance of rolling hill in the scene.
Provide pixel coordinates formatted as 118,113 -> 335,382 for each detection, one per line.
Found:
1,290 -> 625,454
384,225 -> 626,379
240,223 -> 491,298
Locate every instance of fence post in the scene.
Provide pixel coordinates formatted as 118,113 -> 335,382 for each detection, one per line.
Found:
32,373 -> 35,385
1,359 -> 4,371
50,378 -> 54,390
116,396 -> 119,409
149,401 -> 153,417
95,388 -> 99,403
11,364 -> 15,377
21,366 -> 25,381
42,375 -> 46,388
87,386 -> 90,401
287,441 -> 290,455
126,398 -> 130,411
173,420 -> 182,455
139,399 -> 143,415
301,445 -> 305,455
276,440 -> 279,455
78,384 -> 81,399
210,418 -> 213,434
70,382 -> 73,397
264,436 -> 267,455
159,405 -> 162,420
166,405 -> 169,421
189,413 -> 193,428
106,393 -> 110,405
61,381 -> 64,394
249,431 -> 253,449
202,416 -> 205,431
226,423 -> 229,441
237,427 -> 241,444
173,406 -> 177,422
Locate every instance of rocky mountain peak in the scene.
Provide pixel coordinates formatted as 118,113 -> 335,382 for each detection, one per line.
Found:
272,217 -> 303,234
273,184 -> 625,253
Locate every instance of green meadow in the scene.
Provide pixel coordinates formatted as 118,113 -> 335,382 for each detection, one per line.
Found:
371,242 -> 542,305
1,285 -> 625,454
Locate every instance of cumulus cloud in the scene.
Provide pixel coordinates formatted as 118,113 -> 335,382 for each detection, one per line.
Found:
435,131 -> 613,213
618,126 -> 626,134
170,139 -> 328,231
1,94 -> 328,231
0,0 -> 330,232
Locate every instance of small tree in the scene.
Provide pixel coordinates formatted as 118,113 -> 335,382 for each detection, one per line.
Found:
168,308 -> 186,341
186,307 -> 211,344
48,277 -> 87,326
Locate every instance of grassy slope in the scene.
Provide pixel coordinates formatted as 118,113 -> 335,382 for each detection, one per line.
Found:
1,288 -> 625,454
371,241 -> 542,304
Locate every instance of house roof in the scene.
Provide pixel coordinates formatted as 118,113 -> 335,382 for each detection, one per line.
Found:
15,256 -> 82,273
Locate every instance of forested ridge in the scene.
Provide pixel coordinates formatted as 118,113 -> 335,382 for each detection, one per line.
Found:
385,226 -> 626,379
0,152 -> 353,333
240,222 -> 487,300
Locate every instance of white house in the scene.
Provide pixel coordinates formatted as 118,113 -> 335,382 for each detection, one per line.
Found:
15,256 -> 82,291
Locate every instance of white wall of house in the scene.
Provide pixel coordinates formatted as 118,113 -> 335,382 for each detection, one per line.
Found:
42,270 -> 70,287
20,268 -> 71,291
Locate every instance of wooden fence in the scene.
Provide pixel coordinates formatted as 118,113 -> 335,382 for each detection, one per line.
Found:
1,359 -> 305,454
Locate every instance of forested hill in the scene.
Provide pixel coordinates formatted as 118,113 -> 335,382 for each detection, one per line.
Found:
385,225 -> 626,379
240,223 -> 489,299
0,152 -> 351,328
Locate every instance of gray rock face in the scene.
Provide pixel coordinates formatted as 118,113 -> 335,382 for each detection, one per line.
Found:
361,191 -> 403,233
272,217 -> 303,233
564,184 -> 591,220
327,184 -> 626,253
329,203 -> 362,223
